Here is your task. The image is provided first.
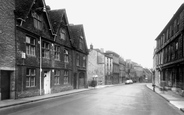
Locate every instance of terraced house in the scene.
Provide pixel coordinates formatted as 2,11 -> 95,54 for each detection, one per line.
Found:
0,0 -> 88,100
155,3 -> 184,95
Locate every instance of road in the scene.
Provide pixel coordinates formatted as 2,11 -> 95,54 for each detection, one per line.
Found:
0,83 -> 183,115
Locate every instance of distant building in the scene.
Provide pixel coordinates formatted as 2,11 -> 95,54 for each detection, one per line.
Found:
87,45 -> 105,85
119,57 -> 126,83
105,51 -> 120,84
104,54 -> 113,85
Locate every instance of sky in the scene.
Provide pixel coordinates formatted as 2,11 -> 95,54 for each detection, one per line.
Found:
45,0 -> 184,68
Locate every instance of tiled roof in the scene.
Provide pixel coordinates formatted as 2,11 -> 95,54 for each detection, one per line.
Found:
68,25 -> 83,48
15,0 -> 35,19
48,9 -> 65,33
68,25 -> 88,53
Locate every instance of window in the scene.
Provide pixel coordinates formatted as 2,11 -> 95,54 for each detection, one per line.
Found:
176,18 -> 179,32
82,56 -> 86,67
26,36 -> 36,56
54,70 -> 60,85
26,68 -> 36,87
60,29 -> 66,40
32,12 -> 42,30
76,54 -> 80,66
54,45 -> 60,60
79,36 -> 84,50
42,41 -> 50,59
64,49 -> 69,63
64,71 -> 69,84
166,29 -> 169,41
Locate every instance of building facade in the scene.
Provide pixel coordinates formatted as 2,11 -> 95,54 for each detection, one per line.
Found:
119,57 -> 126,83
105,51 -> 120,84
155,3 -> 184,93
0,0 -> 88,100
87,45 -> 105,86
104,54 -> 113,85
68,24 -> 88,89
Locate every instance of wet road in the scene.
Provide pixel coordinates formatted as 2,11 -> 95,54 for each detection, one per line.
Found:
0,83 -> 183,115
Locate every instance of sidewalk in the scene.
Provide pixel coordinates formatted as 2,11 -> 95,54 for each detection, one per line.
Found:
146,83 -> 184,113
0,85 -> 112,109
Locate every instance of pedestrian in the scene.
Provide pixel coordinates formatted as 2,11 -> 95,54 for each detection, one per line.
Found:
152,84 -> 155,92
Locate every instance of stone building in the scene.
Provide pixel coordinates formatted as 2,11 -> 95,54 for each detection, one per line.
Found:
104,53 -> 113,85
105,51 -> 120,84
119,57 -> 126,83
68,25 -> 88,89
87,45 -> 105,86
0,0 -> 88,100
155,3 -> 184,94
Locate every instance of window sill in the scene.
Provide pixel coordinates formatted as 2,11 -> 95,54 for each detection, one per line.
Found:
26,54 -> 36,57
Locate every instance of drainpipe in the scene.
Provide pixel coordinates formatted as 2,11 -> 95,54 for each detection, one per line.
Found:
39,37 -> 42,95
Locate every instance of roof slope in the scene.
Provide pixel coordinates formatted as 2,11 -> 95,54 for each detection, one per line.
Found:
15,0 -> 35,19
68,25 -> 88,53
48,9 -> 66,33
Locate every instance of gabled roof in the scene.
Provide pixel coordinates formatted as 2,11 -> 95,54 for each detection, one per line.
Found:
15,0 -> 36,20
68,24 -> 88,53
15,0 -> 54,35
48,9 -> 67,34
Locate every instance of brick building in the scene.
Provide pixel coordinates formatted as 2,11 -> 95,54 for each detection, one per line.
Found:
0,0 -> 88,100
155,3 -> 184,94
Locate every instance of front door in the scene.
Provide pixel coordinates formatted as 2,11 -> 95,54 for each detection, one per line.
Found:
44,71 -> 51,95
1,71 -> 11,100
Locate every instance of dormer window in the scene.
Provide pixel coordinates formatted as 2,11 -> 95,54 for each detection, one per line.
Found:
32,12 -> 42,30
79,36 -> 84,50
60,29 -> 66,40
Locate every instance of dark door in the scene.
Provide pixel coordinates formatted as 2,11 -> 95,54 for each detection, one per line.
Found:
1,71 -> 11,100
73,73 -> 77,89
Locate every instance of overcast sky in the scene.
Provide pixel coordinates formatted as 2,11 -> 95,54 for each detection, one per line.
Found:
45,0 -> 184,68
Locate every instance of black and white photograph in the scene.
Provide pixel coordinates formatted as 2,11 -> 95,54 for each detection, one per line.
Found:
0,0 -> 184,114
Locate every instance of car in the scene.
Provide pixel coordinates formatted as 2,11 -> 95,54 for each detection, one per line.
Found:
125,79 -> 133,84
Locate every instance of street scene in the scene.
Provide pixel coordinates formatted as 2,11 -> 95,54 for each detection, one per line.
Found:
0,84 -> 183,115
1,0 -> 184,114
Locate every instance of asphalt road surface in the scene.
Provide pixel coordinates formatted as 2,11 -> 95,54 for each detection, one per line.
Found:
0,83 -> 183,115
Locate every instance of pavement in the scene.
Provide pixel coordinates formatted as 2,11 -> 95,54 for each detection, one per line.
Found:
146,83 -> 184,113
0,85 -> 113,109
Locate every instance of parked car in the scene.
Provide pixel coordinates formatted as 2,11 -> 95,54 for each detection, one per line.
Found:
125,79 -> 133,84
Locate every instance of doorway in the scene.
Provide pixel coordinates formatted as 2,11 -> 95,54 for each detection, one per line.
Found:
73,73 -> 77,89
1,71 -> 11,100
43,71 -> 51,95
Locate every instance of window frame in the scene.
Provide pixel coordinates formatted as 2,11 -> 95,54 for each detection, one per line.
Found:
42,41 -> 50,59
26,68 -> 36,88
76,54 -> 80,66
32,12 -> 42,30
26,36 -> 36,56
64,49 -> 69,63
54,70 -> 60,85
82,56 -> 86,67
64,70 -> 69,84
54,45 -> 60,60
60,29 -> 66,40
